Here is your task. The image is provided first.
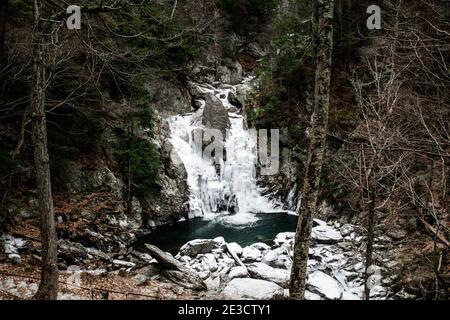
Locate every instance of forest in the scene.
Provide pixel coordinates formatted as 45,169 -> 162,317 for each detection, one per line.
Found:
0,0 -> 448,301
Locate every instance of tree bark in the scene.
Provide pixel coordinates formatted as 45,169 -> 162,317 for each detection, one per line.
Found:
31,0 -> 59,300
363,186 -> 376,300
0,0 -> 8,63
290,0 -> 334,300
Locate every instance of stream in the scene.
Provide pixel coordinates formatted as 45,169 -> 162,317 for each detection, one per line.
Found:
138,213 -> 298,254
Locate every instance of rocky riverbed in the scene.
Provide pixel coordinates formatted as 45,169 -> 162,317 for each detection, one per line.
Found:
0,216 -> 416,300
173,218 -> 396,300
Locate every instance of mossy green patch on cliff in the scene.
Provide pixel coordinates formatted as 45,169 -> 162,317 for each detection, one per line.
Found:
245,15 -> 314,145
47,109 -> 104,161
115,136 -> 160,195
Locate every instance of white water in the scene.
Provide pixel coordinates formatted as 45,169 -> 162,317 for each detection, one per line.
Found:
168,81 -> 278,226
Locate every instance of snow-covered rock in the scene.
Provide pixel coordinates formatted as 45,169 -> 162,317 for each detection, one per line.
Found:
219,255 -> 236,269
307,271 -> 343,300
198,270 -> 211,280
273,254 -> 292,270
313,218 -> 328,227
179,239 -> 215,257
353,262 -> 365,273
247,263 -> 290,288
213,237 -> 226,249
274,232 -> 295,246
3,234 -> 27,264
342,291 -> 361,300
250,242 -> 271,252
179,256 -> 191,264
340,224 -> 354,237
370,285 -> 388,299
227,242 -> 243,256
228,266 -> 249,280
312,224 -> 343,244
222,278 -> 284,300
262,248 -> 292,270
112,260 -> 136,268
241,246 -> 262,262
3,235 -> 27,251
305,290 -> 322,300
262,250 -> 277,265
201,253 -> 218,272
8,254 -> 21,264
205,276 -> 221,291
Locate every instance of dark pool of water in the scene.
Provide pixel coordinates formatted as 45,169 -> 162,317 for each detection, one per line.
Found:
136,213 -> 298,254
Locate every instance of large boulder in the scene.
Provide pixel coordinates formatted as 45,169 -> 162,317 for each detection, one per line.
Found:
249,242 -> 271,252
216,62 -> 243,85
200,253 -> 219,272
247,263 -> 290,288
145,79 -> 192,118
192,94 -> 231,137
235,81 -> 254,108
227,242 -> 243,256
262,248 -> 292,269
305,290 -> 322,300
188,64 -> 216,84
262,249 -> 279,266
58,240 -> 88,264
274,232 -> 295,247
311,222 -> 343,244
241,246 -> 262,263
222,278 -> 284,300
179,239 -> 216,257
228,266 -> 249,280
307,271 -> 343,300
227,91 -> 242,109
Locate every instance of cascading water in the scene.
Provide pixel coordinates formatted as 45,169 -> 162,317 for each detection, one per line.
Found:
168,79 -> 279,226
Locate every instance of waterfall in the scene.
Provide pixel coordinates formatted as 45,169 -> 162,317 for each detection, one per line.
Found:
285,183 -> 297,211
285,183 -> 301,213
168,80 -> 278,225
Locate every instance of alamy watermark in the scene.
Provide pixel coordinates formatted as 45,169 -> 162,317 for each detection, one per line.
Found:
367,5 -> 382,30
65,5 -> 381,31
66,5 -> 81,30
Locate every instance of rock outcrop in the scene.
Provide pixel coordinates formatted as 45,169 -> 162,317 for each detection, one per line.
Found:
146,79 -> 192,119
222,278 -> 284,300
191,94 -> 231,137
141,120 -> 189,227
216,62 -> 243,85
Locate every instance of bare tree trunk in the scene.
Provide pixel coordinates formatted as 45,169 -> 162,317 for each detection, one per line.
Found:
31,0 -> 58,300
0,0 -> 8,63
290,0 -> 334,300
363,186 -> 376,299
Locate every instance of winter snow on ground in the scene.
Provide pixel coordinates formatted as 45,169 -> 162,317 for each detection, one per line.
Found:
175,219 -> 392,300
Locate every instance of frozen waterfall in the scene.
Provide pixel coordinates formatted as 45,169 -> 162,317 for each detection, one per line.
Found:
168,80 -> 280,225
